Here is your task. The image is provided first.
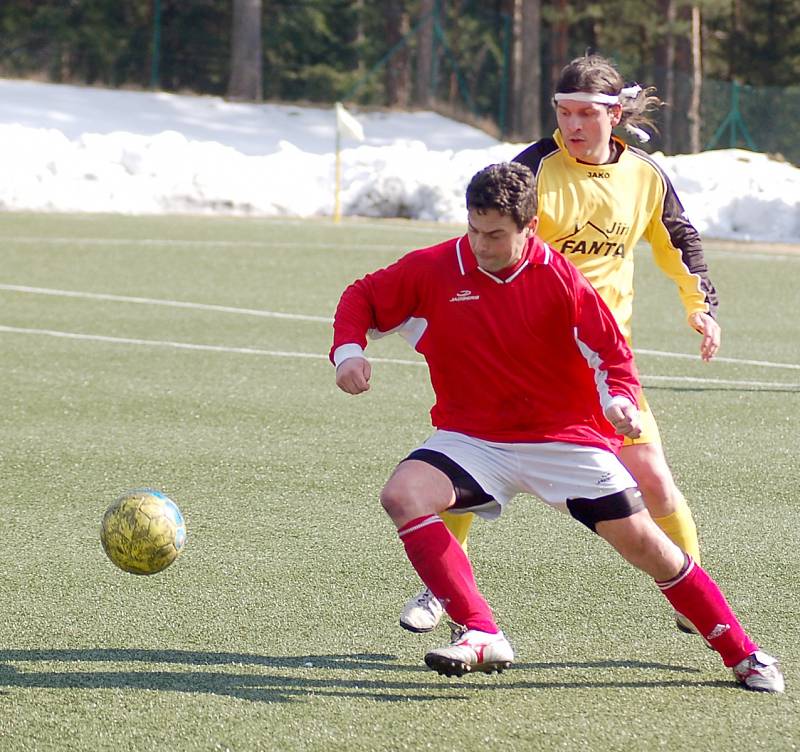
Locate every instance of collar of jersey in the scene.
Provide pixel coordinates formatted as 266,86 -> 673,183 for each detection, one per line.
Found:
456,233 -> 551,283
553,129 -> 628,168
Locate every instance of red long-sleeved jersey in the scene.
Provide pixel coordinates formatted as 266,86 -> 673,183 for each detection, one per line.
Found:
331,233 -> 641,452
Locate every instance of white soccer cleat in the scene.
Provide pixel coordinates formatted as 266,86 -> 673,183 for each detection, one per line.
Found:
424,623 -> 514,677
400,588 -> 444,633
674,612 -> 697,634
733,651 -> 785,693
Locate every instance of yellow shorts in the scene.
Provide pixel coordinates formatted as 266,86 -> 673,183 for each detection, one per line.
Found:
623,391 -> 662,447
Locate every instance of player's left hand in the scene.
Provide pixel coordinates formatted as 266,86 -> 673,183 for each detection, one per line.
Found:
689,311 -> 721,362
605,401 -> 642,439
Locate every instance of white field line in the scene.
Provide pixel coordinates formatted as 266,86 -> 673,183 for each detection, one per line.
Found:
3,283 -> 800,374
705,249 -> 800,263
5,233 -> 799,259
635,348 -> 800,371
0,325 -> 414,366
0,284 -> 332,323
0,219 -> 457,242
1,236 -> 403,252
226,217 -> 459,235
1,325 -> 798,390
638,374 -> 799,389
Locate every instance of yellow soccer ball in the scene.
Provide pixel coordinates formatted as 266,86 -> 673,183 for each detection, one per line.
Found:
100,489 -> 187,575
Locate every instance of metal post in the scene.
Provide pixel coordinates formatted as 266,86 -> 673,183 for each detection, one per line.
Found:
334,130 -> 342,223
150,0 -> 162,89
430,0 -> 440,97
499,12 -> 511,138
706,79 -> 757,152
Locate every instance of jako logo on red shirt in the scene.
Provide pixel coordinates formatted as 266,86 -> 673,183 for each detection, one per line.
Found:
450,289 -> 480,302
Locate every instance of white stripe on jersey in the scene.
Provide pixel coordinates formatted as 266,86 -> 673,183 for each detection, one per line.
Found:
573,327 -> 614,411
456,236 -> 466,275
369,316 -> 429,349
478,260 -> 531,284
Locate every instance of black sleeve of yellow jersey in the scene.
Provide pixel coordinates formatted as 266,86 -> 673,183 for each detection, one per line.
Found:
630,146 -> 719,320
512,138 -> 559,176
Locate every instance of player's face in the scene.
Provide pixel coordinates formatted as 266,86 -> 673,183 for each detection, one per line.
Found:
466,208 -> 533,273
556,99 -> 621,164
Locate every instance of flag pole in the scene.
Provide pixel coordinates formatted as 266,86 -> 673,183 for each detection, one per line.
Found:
334,127 -> 342,224
333,102 -> 364,224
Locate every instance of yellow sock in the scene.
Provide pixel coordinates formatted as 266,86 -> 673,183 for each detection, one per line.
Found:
652,497 -> 701,565
440,510 -> 475,552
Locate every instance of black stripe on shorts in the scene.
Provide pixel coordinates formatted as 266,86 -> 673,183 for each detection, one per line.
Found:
566,488 -> 644,533
403,448 -> 495,511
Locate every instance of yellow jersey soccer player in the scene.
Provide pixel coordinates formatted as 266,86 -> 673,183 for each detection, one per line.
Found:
401,54 -> 719,636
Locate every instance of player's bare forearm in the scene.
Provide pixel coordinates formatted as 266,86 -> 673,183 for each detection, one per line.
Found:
335,357 -> 372,394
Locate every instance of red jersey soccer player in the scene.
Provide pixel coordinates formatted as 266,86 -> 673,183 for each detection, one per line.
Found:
330,162 -> 783,692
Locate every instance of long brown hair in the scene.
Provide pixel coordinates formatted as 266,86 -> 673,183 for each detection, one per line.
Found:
555,54 -> 663,134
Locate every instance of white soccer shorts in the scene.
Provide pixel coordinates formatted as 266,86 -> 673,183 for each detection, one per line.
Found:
414,429 -> 637,520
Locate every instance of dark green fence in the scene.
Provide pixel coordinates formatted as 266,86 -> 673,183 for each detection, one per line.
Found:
1,2 -> 798,164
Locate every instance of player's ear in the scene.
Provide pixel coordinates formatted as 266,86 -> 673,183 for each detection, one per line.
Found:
527,216 -> 539,235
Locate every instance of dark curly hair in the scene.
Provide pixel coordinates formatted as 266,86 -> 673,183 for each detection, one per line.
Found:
465,162 -> 537,230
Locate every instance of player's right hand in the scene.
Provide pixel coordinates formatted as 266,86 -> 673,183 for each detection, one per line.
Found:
605,401 -> 642,439
688,311 -> 721,362
335,357 -> 372,394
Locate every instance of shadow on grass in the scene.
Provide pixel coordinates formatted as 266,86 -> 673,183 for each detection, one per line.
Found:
0,648 -> 736,703
0,648 -> 412,671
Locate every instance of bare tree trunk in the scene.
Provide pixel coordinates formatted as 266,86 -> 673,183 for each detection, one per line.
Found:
730,0 -> 744,78
447,0 -> 464,107
689,5 -> 702,153
662,0 -> 676,153
551,0 -> 569,92
355,0 -> 366,75
509,0 -> 541,141
228,0 -> 262,101
509,0 -> 523,137
385,0 -> 410,107
518,0 -> 541,142
415,0 -> 435,106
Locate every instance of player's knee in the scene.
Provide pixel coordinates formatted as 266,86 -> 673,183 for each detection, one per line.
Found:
381,457 -> 459,523
636,465 -> 679,510
380,477 -> 444,522
379,482 -> 412,520
625,448 -> 678,507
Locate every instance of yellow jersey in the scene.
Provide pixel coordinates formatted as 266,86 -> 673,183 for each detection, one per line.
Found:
514,130 -> 718,340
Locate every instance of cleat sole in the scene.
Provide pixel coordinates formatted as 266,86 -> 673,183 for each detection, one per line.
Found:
425,655 -> 470,677
400,620 -> 436,634
425,655 -> 512,677
737,680 -> 785,694
675,620 -> 696,635
478,661 -> 512,674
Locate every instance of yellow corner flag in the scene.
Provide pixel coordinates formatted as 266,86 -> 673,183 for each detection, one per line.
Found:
334,102 -> 365,223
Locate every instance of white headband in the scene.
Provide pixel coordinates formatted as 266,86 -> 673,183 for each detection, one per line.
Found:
553,84 -> 643,105
554,84 -> 650,142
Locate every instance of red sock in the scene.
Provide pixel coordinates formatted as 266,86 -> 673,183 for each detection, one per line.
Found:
657,556 -> 757,667
398,515 -> 497,633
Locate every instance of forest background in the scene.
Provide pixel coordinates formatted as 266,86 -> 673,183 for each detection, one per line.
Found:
1,0 -> 799,163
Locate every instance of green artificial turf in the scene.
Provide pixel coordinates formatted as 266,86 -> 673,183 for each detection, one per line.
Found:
0,212 -> 798,751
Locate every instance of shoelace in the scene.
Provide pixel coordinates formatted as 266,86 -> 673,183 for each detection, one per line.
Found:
447,620 -> 467,643
416,590 -> 437,608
